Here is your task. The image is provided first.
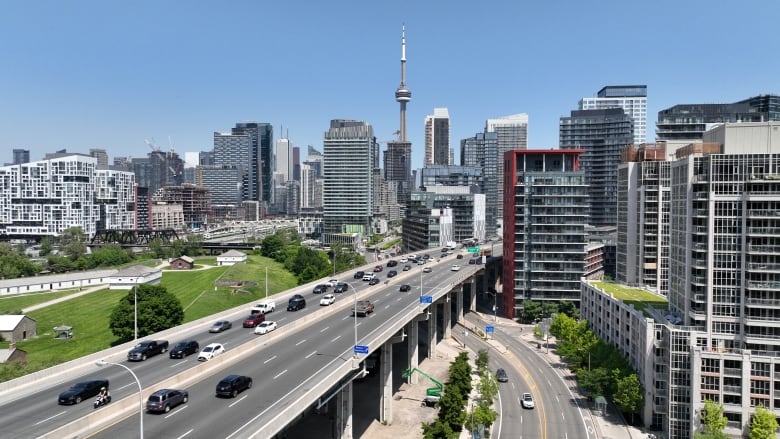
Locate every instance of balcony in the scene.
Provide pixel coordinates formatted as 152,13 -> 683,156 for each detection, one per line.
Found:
747,263 -> 780,272
747,244 -> 780,253
745,297 -> 780,308
723,368 -> 742,376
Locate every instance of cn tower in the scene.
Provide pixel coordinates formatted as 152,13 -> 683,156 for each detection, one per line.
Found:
395,24 -> 411,142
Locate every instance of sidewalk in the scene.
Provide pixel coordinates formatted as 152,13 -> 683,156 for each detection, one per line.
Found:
472,313 -> 646,439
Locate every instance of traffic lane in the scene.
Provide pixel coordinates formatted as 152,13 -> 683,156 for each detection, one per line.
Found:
473,317 -> 591,439
90,289 -> 424,438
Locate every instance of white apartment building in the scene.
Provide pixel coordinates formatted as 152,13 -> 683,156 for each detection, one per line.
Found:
580,85 -> 647,145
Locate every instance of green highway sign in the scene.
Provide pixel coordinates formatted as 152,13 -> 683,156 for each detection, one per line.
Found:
467,247 -> 481,253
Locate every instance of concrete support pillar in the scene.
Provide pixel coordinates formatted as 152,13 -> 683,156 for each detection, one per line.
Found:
407,320 -> 418,384
442,294 -> 451,339
335,381 -> 353,439
455,285 -> 464,322
427,304 -> 438,358
469,278 -> 476,312
380,340 -> 393,424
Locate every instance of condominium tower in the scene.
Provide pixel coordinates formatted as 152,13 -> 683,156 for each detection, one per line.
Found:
486,113 -> 528,224
580,85 -> 647,144
424,108 -> 451,165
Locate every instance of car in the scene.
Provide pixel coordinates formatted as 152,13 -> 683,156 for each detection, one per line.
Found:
423,267 -> 432,273
169,340 -> 199,359
373,265 -> 383,272
216,375 -> 253,398
254,320 -> 278,335
521,392 -> 535,409
251,300 -> 276,314
399,257 -> 408,263
287,294 -> 306,311
320,293 -> 336,306
456,254 -> 464,259
58,379 -> 109,405
363,273 -> 376,281
197,343 -> 225,362
451,265 -> 461,271
468,258 -> 477,265
387,270 -> 397,278
209,320 -> 232,333
399,284 -> 411,292
327,279 -> 339,287
354,270 -> 365,279
422,254 -> 430,260
386,260 -> 398,267
312,284 -> 328,294
146,389 -> 189,413
496,368 -> 509,383
368,277 -> 380,285
417,260 -> 425,265
402,265 -> 411,271
242,313 -> 265,328
334,282 -> 349,293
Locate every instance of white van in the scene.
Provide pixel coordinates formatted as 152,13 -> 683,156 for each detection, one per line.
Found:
251,300 -> 276,314
362,273 -> 376,281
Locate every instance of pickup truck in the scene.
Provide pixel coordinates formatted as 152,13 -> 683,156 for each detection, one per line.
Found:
352,300 -> 375,317
127,340 -> 169,361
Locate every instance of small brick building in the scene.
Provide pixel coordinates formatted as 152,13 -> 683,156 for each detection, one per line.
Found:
169,256 -> 195,270
0,315 -> 37,343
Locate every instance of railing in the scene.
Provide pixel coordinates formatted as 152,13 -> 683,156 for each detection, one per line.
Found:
746,297 -> 780,307
723,368 -> 742,376
748,263 -> 780,271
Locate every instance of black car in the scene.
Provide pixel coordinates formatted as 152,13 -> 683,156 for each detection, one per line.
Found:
58,379 -> 109,405
216,374 -> 253,398
312,284 -> 328,294
368,277 -> 380,285
386,260 -> 398,267
353,271 -> 365,279
402,265 -> 411,271
399,284 -> 411,292
496,368 -> 509,383
169,340 -> 199,359
387,270 -> 397,278
146,388 -> 189,413
287,294 -> 306,311
334,283 -> 349,293
209,320 -> 232,333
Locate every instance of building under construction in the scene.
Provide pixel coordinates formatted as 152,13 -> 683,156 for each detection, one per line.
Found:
153,184 -> 210,229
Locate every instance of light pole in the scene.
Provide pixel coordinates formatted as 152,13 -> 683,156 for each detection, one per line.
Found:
133,285 -> 138,341
265,266 -> 268,299
95,359 -> 143,439
353,283 -> 358,360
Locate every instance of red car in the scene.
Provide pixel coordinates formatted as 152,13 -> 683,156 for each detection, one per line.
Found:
373,265 -> 383,272
243,313 -> 266,328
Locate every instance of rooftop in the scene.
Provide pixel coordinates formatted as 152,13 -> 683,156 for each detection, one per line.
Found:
590,280 -> 667,316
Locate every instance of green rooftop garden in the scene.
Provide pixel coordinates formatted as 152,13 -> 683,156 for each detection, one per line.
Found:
590,280 -> 668,316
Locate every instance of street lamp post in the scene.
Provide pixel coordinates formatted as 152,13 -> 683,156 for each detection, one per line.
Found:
95,359 -> 143,439
265,266 -> 268,299
133,285 -> 138,341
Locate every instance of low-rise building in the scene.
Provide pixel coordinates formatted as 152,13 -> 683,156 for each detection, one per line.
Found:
0,315 -> 37,343
217,250 -> 247,266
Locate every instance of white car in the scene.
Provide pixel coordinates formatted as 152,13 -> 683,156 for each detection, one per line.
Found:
399,257 -> 408,263
251,300 -> 275,314
320,294 -> 336,306
197,343 -> 225,362
423,267 -> 432,273
521,392 -> 535,409
327,279 -> 339,288
451,265 -> 461,271
254,321 -> 278,335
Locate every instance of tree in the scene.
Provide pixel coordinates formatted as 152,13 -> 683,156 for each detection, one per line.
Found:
182,234 -> 203,256
261,234 -> 284,260
749,405 -> 778,439
59,227 -> 87,261
520,301 -> 542,323
39,236 -> 55,256
475,349 -> 489,371
422,419 -> 455,439
578,367 -> 614,398
108,284 -> 184,342
614,374 -> 643,423
558,300 -> 580,319
148,238 -> 169,259
437,384 -> 466,432
89,244 -> 133,267
698,399 -> 728,438
46,254 -> 75,273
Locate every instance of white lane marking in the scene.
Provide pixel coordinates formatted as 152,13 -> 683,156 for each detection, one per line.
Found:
305,351 -> 317,359
555,394 -> 560,403
229,395 -> 248,408
176,429 -> 194,439
276,317 -> 286,323
320,326 -> 330,333
35,411 -> 66,425
170,360 -> 188,368
496,384 -> 503,439
342,316 -> 350,320
165,405 -> 187,418
273,370 -> 288,380
295,339 -> 306,346
118,383 -> 134,391
356,322 -> 362,327
264,355 -> 277,364
331,335 -> 342,342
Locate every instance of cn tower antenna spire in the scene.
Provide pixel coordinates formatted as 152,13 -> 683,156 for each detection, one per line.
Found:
395,23 -> 411,142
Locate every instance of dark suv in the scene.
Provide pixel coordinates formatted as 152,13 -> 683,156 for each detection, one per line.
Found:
353,271 -> 365,279
386,260 -> 398,267
287,294 -> 306,311
216,375 -> 253,398
334,283 -> 349,293
146,389 -> 189,413
312,284 -> 327,294
169,340 -> 199,359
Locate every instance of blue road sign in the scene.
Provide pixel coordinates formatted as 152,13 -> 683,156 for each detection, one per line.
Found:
354,345 -> 369,355
485,325 -> 495,333
420,295 -> 433,304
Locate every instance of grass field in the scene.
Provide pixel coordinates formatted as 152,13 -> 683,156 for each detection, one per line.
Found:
591,280 -> 668,314
0,255 -> 298,382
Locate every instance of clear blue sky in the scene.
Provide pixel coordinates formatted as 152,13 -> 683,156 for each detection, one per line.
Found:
1,0 -> 777,169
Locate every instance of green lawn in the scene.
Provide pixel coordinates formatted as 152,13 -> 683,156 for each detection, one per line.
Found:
0,290 -> 81,314
591,280 -> 668,314
1,255 -> 297,382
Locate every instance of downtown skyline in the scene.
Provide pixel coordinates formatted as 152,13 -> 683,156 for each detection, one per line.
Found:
1,0 -> 778,167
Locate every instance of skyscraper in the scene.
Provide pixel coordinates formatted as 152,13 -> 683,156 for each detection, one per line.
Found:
461,131 -> 498,236
275,138 -> 292,182
486,113 -> 528,224
322,120 -> 376,237
385,25 -> 413,206
580,85 -> 647,145
425,108 -> 450,165
232,122 -> 273,206
12,149 -> 29,165
560,108 -> 634,227
89,148 -> 109,169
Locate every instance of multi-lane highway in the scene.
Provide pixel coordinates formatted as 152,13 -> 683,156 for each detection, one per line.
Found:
0,254 -> 476,438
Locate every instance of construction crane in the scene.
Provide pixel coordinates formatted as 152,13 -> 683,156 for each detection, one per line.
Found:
402,367 -> 443,405
145,138 -> 161,152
